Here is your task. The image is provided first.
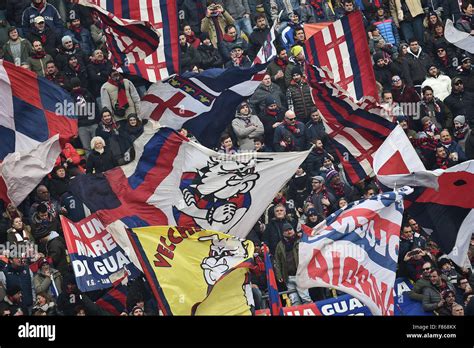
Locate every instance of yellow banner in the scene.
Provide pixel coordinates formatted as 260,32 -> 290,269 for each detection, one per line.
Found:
129,226 -> 255,315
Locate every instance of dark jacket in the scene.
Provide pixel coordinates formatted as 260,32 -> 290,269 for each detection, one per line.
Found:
249,83 -> 286,116
286,79 -> 315,123
62,63 -> 89,89
305,119 -> 327,143
422,277 -> 456,313
197,42 -> 223,70
54,47 -> 88,71
263,218 -> 297,256
247,26 -> 270,60
21,2 -> 64,37
2,38 -> 32,64
258,107 -> 285,150
95,124 -> 133,165
86,148 -> 117,174
48,175 -> 70,201
274,239 -> 300,282
179,43 -> 199,73
6,0 -> 30,27
86,60 -> 113,97
374,63 -> 395,90
409,276 -> 431,302
26,26 -> 58,57
402,48 -> 434,86
444,90 -> 474,126
4,263 -> 34,308
218,37 -> 248,63
306,188 -> 337,217
273,121 -> 307,151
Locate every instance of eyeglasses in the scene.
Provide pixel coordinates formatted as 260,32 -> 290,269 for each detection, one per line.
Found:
455,81 -> 463,86
392,78 -> 401,82
286,117 -> 296,121
422,267 -> 432,271
437,49 -> 445,53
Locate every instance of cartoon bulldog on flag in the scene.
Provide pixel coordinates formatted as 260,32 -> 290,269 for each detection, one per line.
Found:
173,156 -> 260,231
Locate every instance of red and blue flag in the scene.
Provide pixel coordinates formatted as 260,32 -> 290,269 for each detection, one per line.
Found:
263,244 -> 284,316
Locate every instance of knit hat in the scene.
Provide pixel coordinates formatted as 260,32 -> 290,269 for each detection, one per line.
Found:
282,222 -> 293,231
6,285 -> 21,297
290,45 -> 303,57
373,52 -> 384,62
70,77 -> 81,88
265,95 -> 278,107
461,54 -> 471,63
397,115 -> 408,123
62,35 -> 73,46
325,169 -> 339,183
452,76 -> 463,87
312,175 -> 325,184
39,258 -> 50,267
307,208 -> 317,216
434,41 -> 447,51
238,101 -> 249,111
454,115 -> 466,125
421,116 -> 431,125
427,64 -> 437,73
438,258 -> 451,269
291,65 -> 302,76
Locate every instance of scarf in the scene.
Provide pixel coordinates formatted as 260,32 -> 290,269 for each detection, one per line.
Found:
72,63 -> 82,73
320,188 -> 330,216
454,124 -> 469,140
101,117 -> 119,133
441,138 -> 452,147
274,57 -> 288,71
284,119 -> 300,134
39,33 -> 47,45
282,235 -> 296,252
436,155 -> 449,169
32,50 -> 46,59
439,55 -> 449,67
237,114 -> 252,126
107,77 -> 128,109
185,32 -> 200,48
33,1 -> 45,11
71,25 -> 83,42
266,107 -> 278,117
273,196 -> 287,205
330,181 -> 345,198
310,0 -> 324,18
222,33 -> 235,43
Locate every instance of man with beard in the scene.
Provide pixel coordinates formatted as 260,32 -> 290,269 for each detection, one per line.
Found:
274,223 -> 312,305
218,24 -> 248,63
421,65 -> 452,101
305,108 -> 327,144
247,14 -> 269,61
266,47 -> 289,93
402,38 -> 434,87
444,77 -> 474,128
178,32 -> 200,72
196,32 -> 223,70
26,39 -> 51,76
422,268 -> 456,314
286,66 -> 315,123
409,261 -> 435,301
456,55 -> 474,93
273,110 -> 306,151
249,74 -> 286,116
305,175 -> 337,218
44,61 -> 67,89
419,86 -> 451,130
258,96 -> 285,150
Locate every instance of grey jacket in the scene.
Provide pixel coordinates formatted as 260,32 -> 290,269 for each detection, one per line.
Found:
422,276 -> 455,313
232,112 -> 264,151
223,0 -> 250,20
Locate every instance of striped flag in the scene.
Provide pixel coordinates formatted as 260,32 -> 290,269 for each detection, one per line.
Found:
306,64 -> 395,185
262,244 -> 284,316
80,0 -> 179,82
96,280 -> 128,315
304,11 -> 378,102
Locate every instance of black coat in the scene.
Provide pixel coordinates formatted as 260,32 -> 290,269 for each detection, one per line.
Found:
86,60 -> 113,97
247,26 -> 270,61
27,27 -> 58,57
179,43 -> 199,73
6,0 -> 30,27
86,149 -> 117,174
444,91 -> 474,126
258,108 -> 285,150
48,175 -> 70,201
62,64 -> 89,90
402,50 -> 434,86
196,43 -> 223,70
373,63 -> 394,90
305,120 -> 327,144
263,218 -> 297,256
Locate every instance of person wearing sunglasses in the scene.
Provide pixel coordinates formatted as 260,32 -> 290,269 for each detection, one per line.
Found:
273,110 -> 306,152
409,261 -> 435,302
444,76 -> 474,129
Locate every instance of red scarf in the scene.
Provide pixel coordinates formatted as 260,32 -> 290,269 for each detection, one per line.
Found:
92,58 -> 106,65
34,1 -> 45,11
108,77 -> 128,109
101,117 -> 119,132
185,32 -> 201,48
436,155 -> 449,169
454,124 -> 469,140
275,57 -> 288,71
72,63 -> 81,73
223,34 -> 234,43
32,50 -> 46,59
266,107 -> 278,117
284,119 -> 300,134
330,181 -> 345,198
40,33 -> 47,44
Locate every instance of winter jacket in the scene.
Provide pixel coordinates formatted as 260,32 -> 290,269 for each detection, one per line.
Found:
100,79 -> 141,122
274,239 -> 300,282
247,25 -> 270,60
33,268 -> 62,297
95,123 -> 133,163
456,68 -> 474,94
258,107 -> 285,149
2,38 -> 32,65
4,264 -> 35,308
421,74 -> 452,101
389,0 -> 424,27
266,57 -> 288,93
402,48 -> 434,86
455,15 -> 471,33
218,36 -> 248,62
48,175 -> 70,201
306,188 -> 337,217
201,11 -> 235,48
372,17 -> 399,46
286,79 -> 315,123
6,0 -> 30,27
21,2 -> 65,37
231,112 -> 264,151
62,63 -> 89,89
86,148 -> 117,174
64,27 -> 94,55
409,276 -> 431,301
179,43 -> 200,72
444,90 -> 474,126
86,60 -> 113,97
224,54 -> 252,68
443,0 -> 462,22
273,121 -> 307,151
197,43 -> 223,70
249,82 -> 286,116
26,26 -> 58,57
285,58 -> 305,88
305,120 -> 327,143
54,46 -> 88,71
27,53 -> 53,77
374,63 -> 395,90
223,0 -> 251,20
6,226 -> 33,245
466,131 -> 474,159
40,231 -> 69,277
263,218 -> 297,256
422,277 -> 456,313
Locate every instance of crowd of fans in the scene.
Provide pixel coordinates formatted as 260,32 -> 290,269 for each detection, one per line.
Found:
0,0 -> 473,316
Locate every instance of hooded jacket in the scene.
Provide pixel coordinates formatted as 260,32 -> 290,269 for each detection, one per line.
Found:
402,47 -> 434,86
231,109 -> 264,151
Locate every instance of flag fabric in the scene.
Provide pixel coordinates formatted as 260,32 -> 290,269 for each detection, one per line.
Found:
139,64 -> 269,148
83,0 -> 179,82
78,0 -> 160,67
253,19 -> 278,65
0,135 -> 61,206
95,279 -> 128,315
60,215 -> 140,292
68,123 -> 311,242
373,125 -> 474,266
126,226 -> 255,315
445,19 -> 474,54
297,189 -> 412,315
0,60 -> 78,161
262,244 -> 284,316
306,64 -> 395,185
304,11 -> 378,101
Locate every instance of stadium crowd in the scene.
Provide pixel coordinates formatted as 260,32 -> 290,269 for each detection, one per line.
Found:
0,0 -> 473,316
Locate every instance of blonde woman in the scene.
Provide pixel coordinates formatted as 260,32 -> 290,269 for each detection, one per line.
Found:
86,136 -> 117,174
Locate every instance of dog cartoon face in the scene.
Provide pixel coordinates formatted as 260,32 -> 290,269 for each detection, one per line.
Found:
199,234 -> 249,286
195,157 -> 259,199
